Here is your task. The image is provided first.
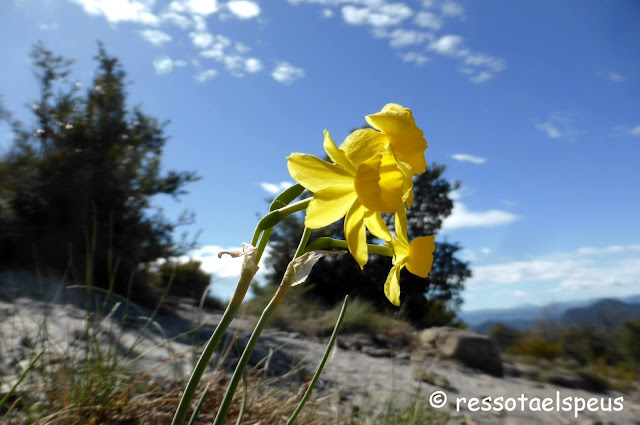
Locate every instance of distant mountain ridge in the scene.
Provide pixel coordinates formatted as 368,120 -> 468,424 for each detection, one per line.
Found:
460,295 -> 640,332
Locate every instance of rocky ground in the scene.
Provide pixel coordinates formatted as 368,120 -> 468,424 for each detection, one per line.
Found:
1,273 -> 639,425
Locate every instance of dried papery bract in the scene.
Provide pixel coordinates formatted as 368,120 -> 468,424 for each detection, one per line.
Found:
213,250 -> 344,424
171,244 -> 258,425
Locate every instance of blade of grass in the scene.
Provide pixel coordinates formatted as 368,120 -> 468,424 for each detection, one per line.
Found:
0,347 -> 46,411
286,295 -> 349,425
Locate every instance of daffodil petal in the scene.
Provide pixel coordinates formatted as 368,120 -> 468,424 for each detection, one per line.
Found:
407,236 -> 436,278
363,210 -> 391,241
394,207 -> 409,244
354,154 -> 406,213
389,130 -> 427,174
344,200 -> 367,269
323,130 -> 355,174
340,128 -> 389,165
305,188 -> 357,229
287,153 -> 354,192
365,103 -> 416,134
384,263 -> 403,306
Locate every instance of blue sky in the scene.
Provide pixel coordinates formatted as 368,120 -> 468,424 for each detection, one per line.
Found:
1,0 -> 639,311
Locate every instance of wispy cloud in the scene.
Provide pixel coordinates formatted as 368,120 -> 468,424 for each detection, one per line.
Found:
342,3 -> 413,27
442,202 -> 521,230
535,110 -> 582,141
413,11 -> 442,30
387,29 -> 433,47
140,29 -> 172,46
194,68 -> 218,83
451,153 -> 486,164
608,72 -> 625,83
271,62 -> 305,84
468,245 -> 640,295
400,51 -> 430,65
441,0 -> 464,17
630,125 -> 640,137
259,181 -> 293,195
536,122 -> 561,139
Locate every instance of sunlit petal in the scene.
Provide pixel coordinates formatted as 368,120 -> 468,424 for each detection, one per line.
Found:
287,153 -> 353,192
354,154 -> 405,213
407,236 -> 436,278
340,128 -> 389,165
305,187 -> 357,229
323,130 -> 355,174
344,200 -> 367,269
394,208 -> 409,244
364,103 -> 427,175
365,103 -> 416,134
384,263 -> 403,306
363,210 -> 391,241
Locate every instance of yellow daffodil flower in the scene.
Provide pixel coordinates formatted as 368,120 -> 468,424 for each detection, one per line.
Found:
384,208 -> 435,306
287,131 -> 413,268
340,103 -> 428,175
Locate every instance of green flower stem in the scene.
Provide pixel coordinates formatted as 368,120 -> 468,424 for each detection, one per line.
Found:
294,226 -> 312,259
255,198 -> 311,236
286,295 -> 349,425
212,227 -> 311,425
171,251 -> 259,425
305,237 -> 393,257
255,227 -> 272,263
251,184 -> 304,246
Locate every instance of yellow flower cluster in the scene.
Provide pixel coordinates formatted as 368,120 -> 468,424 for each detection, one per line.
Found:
287,104 -> 435,306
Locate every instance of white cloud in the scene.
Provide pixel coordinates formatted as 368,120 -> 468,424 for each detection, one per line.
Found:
190,31 -> 215,48
162,11 -> 192,29
480,248 -> 492,255
153,56 -> 174,74
140,29 -> 172,46
451,153 -> 486,164
576,245 -> 640,256
441,0 -> 464,17
227,0 -> 261,19
200,34 -> 232,58
194,69 -> 218,82
513,291 -> 526,297
428,34 -> 463,55
468,245 -> 640,295
536,122 -> 561,139
414,11 -> 441,30
260,181 -> 293,195
630,125 -> 640,137
469,71 -> 492,84
608,72 -> 625,83
186,0 -> 219,15
442,202 -> 521,230
387,29 -> 432,47
427,34 -> 505,82
180,244 -> 269,283
68,0 -> 159,25
174,59 -> 188,67
245,58 -> 263,73
400,51 -> 429,66
342,3 -> 413,27
193,14 -> 208,32
271,62 -> 304,84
